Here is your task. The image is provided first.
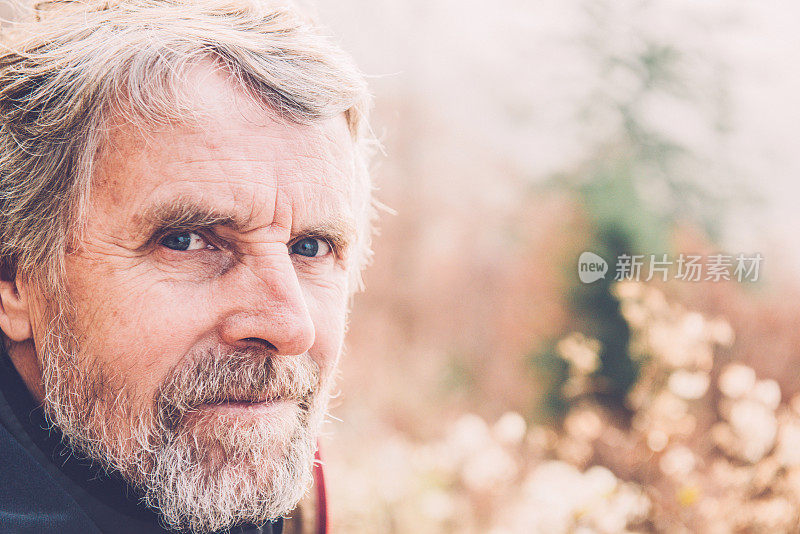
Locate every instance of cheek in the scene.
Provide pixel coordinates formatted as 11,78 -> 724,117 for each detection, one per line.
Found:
66,263 -> 217,395
304,283 -> 348,374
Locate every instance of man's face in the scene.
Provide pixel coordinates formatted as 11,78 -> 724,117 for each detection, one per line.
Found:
24,68 -> 361,532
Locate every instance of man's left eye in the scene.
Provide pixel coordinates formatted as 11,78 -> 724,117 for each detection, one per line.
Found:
290,237 -> 331,258
160,231 -> 210,251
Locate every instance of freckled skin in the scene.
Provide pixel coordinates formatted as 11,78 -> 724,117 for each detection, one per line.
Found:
27,65 -> 359,413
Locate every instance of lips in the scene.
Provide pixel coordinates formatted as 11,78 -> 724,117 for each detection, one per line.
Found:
191,394 -> 282,412
195,398 -> 296,416
198,395 -> 277,406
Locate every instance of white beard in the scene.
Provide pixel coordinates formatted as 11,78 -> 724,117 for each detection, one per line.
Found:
37,305 -> 332,533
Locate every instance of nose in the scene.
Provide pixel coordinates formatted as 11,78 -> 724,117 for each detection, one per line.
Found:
217,248 -> 315,356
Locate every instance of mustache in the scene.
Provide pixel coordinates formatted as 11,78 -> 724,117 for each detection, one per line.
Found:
154,348 -> 319,429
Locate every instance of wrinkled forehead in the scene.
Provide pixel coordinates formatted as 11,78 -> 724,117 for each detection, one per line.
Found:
89,63 -> 363,231
96,61 -> 357,181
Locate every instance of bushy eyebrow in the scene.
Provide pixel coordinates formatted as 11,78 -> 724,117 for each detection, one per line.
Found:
137,198 -> 241,236
134,196 -> 358,254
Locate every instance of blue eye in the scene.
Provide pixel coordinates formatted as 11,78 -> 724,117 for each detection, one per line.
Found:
160,231 -> 208,251
290,237 -> 330,258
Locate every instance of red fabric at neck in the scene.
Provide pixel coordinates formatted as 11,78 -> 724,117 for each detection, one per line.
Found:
313,446 -> 328,534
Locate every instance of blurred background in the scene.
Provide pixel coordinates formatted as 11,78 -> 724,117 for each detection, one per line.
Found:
309,0 -> 800,532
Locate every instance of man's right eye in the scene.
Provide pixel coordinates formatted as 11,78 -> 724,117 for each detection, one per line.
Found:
160,231 -> 211,251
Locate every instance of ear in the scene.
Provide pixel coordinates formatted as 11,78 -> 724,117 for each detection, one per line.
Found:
0,275 -> 33,342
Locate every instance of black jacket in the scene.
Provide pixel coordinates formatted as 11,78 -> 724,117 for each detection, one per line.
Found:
0,354 -> 281,534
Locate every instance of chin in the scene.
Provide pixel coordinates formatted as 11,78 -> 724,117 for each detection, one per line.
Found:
142,411 -> 318,533
137,384 -> 332,532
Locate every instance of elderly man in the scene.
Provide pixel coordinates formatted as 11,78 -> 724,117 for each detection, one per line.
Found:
0,1 -> 373,533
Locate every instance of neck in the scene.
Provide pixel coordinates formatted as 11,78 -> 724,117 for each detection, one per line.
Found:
4,339 -> 45,402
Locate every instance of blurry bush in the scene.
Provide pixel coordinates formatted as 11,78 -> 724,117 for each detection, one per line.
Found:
330,281 -> 800,532
532,0 -> 753,422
